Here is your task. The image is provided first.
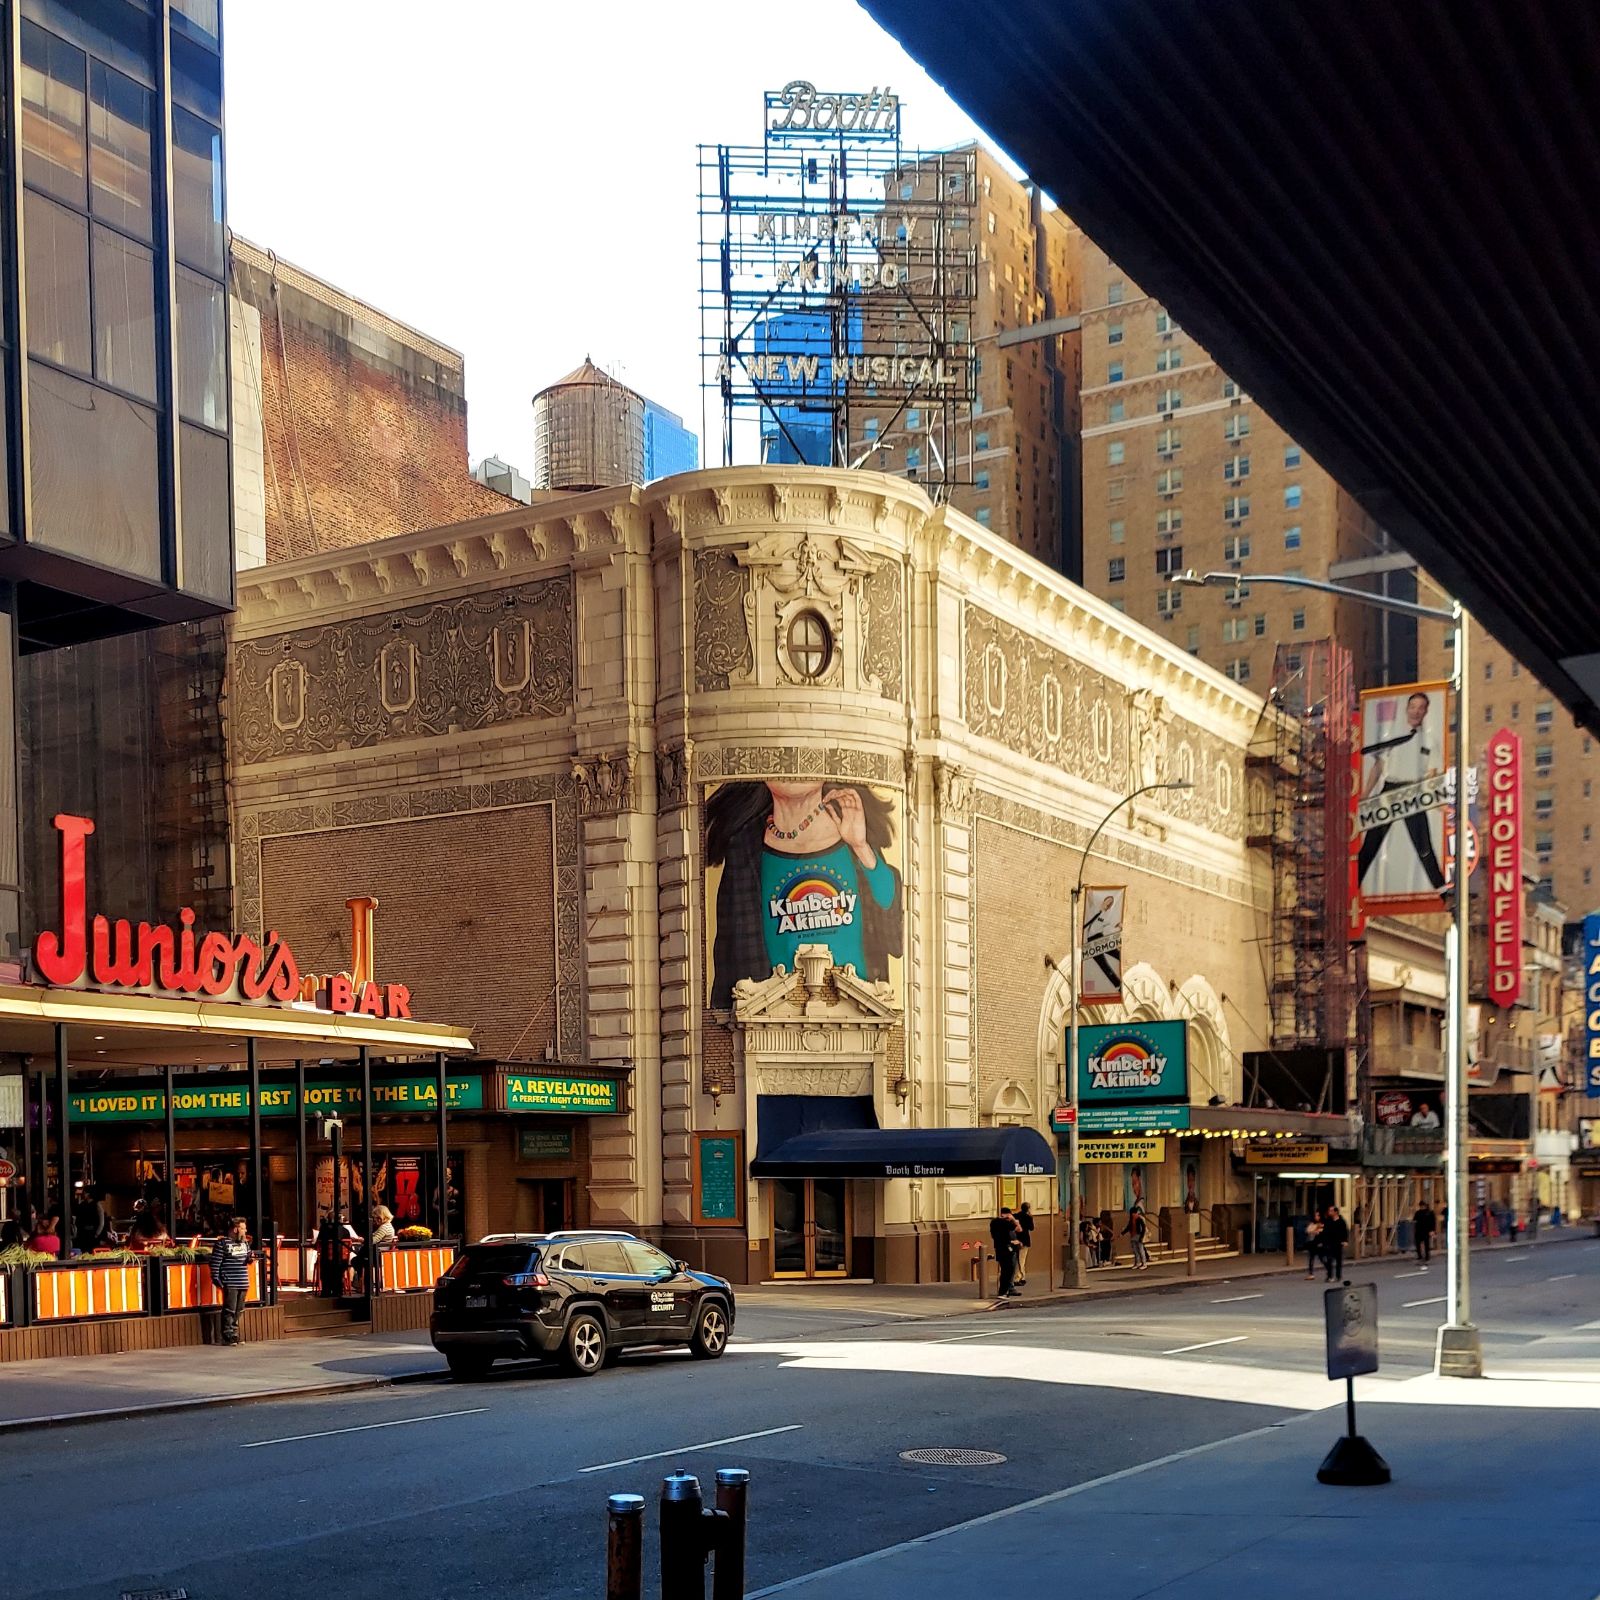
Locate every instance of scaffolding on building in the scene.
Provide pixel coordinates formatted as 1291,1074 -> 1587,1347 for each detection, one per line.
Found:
1245,638 -> 1355,1052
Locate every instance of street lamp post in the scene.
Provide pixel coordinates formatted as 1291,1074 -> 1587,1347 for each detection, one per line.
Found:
1060,780 -> 1192,1289
1172,568 -> 1481,1376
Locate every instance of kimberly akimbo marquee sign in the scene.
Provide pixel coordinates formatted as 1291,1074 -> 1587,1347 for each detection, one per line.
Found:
1075,1021 -> 1190,1106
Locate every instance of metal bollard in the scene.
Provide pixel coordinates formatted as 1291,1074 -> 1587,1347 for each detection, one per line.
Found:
607,1493 -> 644,1600
713,1468 -> 750,1600
1186,1229 -> 1196,1278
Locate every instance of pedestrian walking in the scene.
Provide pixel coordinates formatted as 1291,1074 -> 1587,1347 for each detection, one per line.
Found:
1098,1211 -> 1115,1266
1304,1210 -> 1325,1279
1124,1203 -> 1151,1270
989,1206 -> 1022,1298
1320,1204 -> 1349,1283
210,1217 -> 256,1346
1413,1200 -> 1437,1267
1015,1201 -> 1035,1286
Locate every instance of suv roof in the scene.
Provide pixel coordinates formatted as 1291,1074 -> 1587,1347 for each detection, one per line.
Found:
474,1230 -> 638,1245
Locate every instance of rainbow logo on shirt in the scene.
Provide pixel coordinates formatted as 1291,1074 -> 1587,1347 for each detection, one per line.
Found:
769,868 -> 857,935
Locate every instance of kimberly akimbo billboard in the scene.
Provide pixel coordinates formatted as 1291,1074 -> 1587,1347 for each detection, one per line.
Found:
704,777 -> 905,1009
1075,1021 -> 1190,1106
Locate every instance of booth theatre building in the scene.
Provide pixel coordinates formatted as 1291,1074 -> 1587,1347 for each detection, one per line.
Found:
231,466 -> 1285,1280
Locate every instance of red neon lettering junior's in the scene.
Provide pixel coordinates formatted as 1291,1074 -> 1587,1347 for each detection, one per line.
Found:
33,814 -> 301,1002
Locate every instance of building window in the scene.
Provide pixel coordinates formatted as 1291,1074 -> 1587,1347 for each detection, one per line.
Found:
1108,557 -> 1126,583
1155,309 -> 1174,334
907,409 -> 921,429
1223,496 -> 1250,522
905,447 -> 921,470
1107,478 -> 1126,501
1107,279 -> 1124,304
1155,545 -> 1185,576
1156,468 -> 1182,495
1510,701 -> 1520,721
1284,444 -> 1302,469
1186,625 -> 1201,653
1156,347 -> 1183,373
1222,378 -> 1240,399
1108,519 -> 1125,544
1107,322 -> 1124,345
1284,525 -> 1302,551
864,417 -> 880,439
787,610 -> 832,680
974,468 -> 990,490
1224,534 -> 1251,561
1535,700 -> 1554,728
1107,440 -> 1125,466
1224,454 -> 1251,481
1224,413 -> 1251,441
1284,484 -> 1303,509
1587,867 -> 1594,887
1535,743 -> 1553,771
1253,613 -> 1268,637
1156,427 -> 1181,453
1106,401 -> 1124,423
975,430 -> 989,450
1483,661 -> 1493,681
1156,587 -> 1181,617
1108,361 -> 1124,383
1585,822 -> 1593,842
1511,661 -> 1521,676
1225,657 -> 1251,682
1158,387 -> 1182,412
975,507 -> 991,525
1222,617 -> 1248,643
1108,597 -> 1126,613
1292,608 -> 1305,631
1535,830 -> 1553,860
1156,509 -> 1182,537
1483,703 -> 1493,723
1534,791 -> 1554,818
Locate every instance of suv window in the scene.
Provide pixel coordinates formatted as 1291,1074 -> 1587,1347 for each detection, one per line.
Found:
452,1244 -> 540,1277
623,1241 -> 675,1277
581,1240 -> 631,1275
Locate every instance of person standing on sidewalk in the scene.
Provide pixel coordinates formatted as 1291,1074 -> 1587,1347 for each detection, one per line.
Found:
1413,1200 -> 1437,1267
1125,1203 -> 1151,1270
1015,1202 -> 1035,1286
1320,1205 -> 1349,1283
989,1206 -> 1021,1298
210,1217 -> 256,1346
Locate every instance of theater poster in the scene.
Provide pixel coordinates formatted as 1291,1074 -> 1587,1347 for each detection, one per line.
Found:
704,778 -> 904,1009
1080,886 -> 1125,1007
1355,680 -> 1452,915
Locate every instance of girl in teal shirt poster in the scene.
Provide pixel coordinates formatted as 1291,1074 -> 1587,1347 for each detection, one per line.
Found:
706,779 -> 902,1009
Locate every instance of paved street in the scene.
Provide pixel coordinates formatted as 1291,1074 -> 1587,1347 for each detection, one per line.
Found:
7,1238 -> 1599,1599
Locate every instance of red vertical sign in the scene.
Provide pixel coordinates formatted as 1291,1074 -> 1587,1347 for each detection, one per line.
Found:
1486,728 -> 1523,1009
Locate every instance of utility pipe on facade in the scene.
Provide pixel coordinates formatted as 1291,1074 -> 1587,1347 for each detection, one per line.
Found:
1059,780 -> 1191,1288
1171,569 -> 1480,1376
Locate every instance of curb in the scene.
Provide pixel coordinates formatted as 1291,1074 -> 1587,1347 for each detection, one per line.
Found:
0,1365 -> 445,1436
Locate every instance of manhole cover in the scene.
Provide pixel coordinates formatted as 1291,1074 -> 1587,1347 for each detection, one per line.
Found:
899,1447 -> 1007,1467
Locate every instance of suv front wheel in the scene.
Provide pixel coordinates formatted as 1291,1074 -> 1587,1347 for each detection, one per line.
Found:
561,1311 -> 607,1377
689,1300 -> 729,1359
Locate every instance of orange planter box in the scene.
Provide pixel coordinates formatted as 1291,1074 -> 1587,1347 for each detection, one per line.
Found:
164,1260 -> 262,1310
383,1244 -> 456,1292
33,1263 -> 146,1321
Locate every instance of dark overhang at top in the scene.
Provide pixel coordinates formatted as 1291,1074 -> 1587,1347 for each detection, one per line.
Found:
862,0 -> 1600,732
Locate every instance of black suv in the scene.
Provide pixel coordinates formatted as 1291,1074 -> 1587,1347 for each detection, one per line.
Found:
430,1231 -> 735,1379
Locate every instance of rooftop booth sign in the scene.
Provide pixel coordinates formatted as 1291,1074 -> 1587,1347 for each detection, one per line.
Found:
31,814 -> 413,1019
1075,1021 -> 1189,1106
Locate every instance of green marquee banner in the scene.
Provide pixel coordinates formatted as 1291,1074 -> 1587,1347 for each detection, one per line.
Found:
68,1075 -> 484,1124
503,1074 -> 621,1115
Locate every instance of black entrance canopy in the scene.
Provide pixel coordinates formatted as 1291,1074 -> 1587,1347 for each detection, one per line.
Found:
752,1123 -> 1057,1181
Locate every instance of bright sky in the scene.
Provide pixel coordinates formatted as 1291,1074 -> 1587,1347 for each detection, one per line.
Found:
223,1 -> 1004,473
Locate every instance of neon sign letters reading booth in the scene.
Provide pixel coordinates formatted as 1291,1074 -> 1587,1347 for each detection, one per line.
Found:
32,814 -> 411,1018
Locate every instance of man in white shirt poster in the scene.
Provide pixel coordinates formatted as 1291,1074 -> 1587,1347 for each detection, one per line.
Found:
1357,685 -> 1448,903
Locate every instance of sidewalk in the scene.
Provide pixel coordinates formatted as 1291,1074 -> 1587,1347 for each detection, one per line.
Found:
0,1329 -> 442,1431
739,1219 -> 1591,1320
752,1379 -> 1600,1599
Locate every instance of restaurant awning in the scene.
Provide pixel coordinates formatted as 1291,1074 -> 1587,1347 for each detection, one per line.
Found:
752,1124 -> 1057,1180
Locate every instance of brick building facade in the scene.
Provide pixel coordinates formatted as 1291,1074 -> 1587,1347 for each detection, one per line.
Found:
229,465 -> 1302,1282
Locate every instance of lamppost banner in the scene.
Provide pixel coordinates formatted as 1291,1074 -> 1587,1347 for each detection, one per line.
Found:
1355,680 -> 1452,915
1080,885 -> 1125,1006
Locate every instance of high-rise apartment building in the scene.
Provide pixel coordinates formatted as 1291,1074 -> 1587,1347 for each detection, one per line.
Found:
851,145 -> 1081,570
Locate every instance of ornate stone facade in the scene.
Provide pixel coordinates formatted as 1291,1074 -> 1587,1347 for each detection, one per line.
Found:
233,575 -> 574,761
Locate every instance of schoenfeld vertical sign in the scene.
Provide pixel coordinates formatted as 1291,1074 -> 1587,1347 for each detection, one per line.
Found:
1584,913 -> 1600,1099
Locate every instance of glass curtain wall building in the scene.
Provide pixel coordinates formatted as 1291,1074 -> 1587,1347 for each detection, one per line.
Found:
0,0 -> 233,957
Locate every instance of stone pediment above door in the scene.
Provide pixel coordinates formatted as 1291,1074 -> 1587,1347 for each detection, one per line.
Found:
732,943 -> 901,1098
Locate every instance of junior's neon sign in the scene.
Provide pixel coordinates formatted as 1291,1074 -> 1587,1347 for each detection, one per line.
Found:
32,814 -> 411,1018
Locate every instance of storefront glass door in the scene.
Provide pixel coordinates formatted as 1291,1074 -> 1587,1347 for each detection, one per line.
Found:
770,1179 -> 850,1278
